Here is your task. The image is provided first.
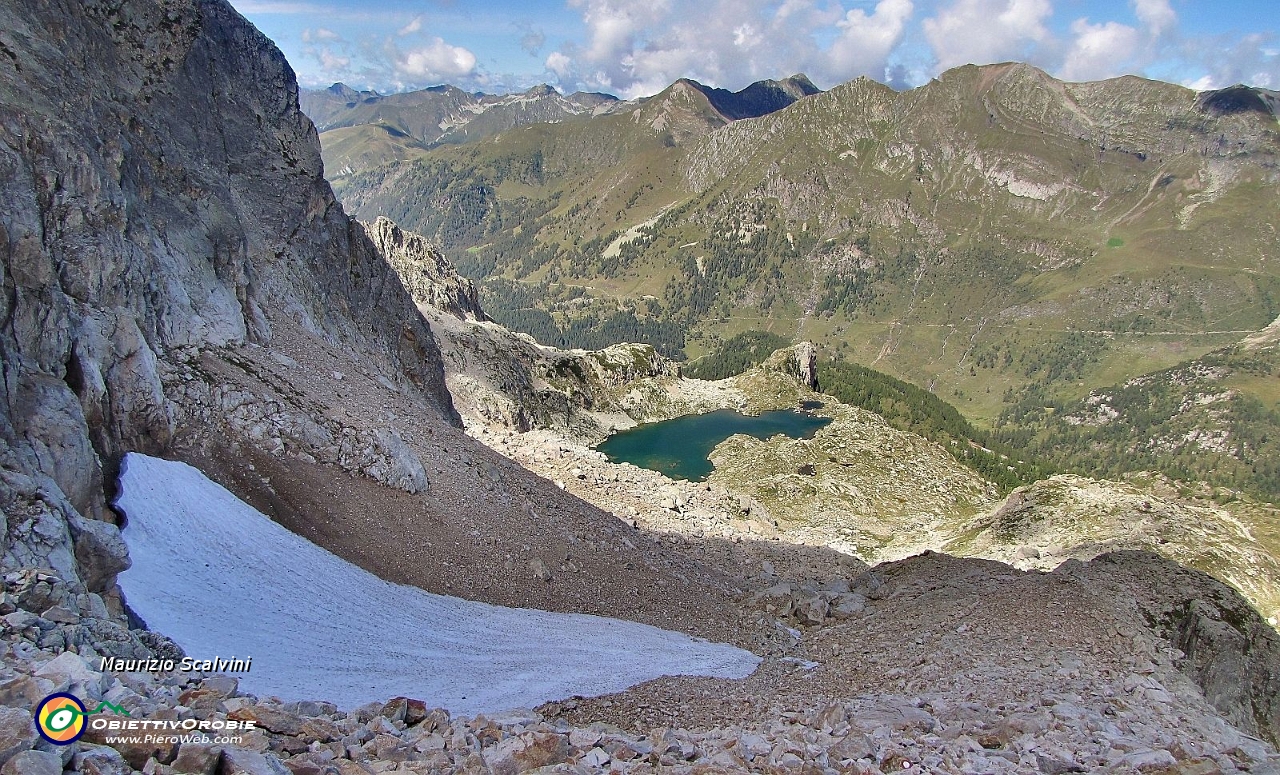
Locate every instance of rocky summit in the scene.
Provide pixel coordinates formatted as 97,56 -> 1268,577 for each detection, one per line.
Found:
2,2 -> 1280,775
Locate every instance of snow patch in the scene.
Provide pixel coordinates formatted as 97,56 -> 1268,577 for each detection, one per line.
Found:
114,453 -> 759,714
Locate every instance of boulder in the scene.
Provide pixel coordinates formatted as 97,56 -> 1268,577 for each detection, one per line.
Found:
169,742 -> 223,775
228,705 -> 304,736
72,745 -> 132,775
0,708 -> 35,767
0,750 -> 61,775
219,747 -> 291,775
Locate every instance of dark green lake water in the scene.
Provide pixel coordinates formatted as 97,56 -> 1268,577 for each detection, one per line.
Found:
597,409 -> 833,481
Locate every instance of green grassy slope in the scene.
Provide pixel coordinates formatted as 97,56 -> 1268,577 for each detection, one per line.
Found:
323,63 -> 1280,499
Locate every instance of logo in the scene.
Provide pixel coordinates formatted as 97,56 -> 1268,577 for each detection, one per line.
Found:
34,694 -> 130,745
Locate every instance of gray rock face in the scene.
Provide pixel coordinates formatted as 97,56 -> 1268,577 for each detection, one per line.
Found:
362,217 -> 485,321
759,343 -> 819,390
0,0 -> 458,590
794,342 -> 818,390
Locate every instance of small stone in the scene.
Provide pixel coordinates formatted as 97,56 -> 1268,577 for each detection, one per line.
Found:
567,729 -> 601,749
794,595 -> 829,625
199,676 -> 239,699
404,698 -> 427,726
299,718 -> 341,744
380,697 -> 408,723
282,761 -> 323,775
36,651 -> 105,696
580,747 -> 610,768
84,724 -> 178,770
2,611 -> 38,630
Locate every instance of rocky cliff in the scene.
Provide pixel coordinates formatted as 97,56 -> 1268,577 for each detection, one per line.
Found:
4,3 -> 1280,773
0,0 -> 768,680
0,0 -> 466,596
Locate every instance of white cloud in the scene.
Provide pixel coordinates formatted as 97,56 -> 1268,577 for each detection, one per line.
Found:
318,47 -> 350,72
396,38 -> 478,80
733,23 -> 763,49
546,51 -> 573,79
828,0 -> 915,79
1133,0 -> 1176,38
550,0 -> 913,98
398,16 -> 423,37
1178,33 -> 1280,92
1060,19 -> 1142,81
1059,0 -> 1180,83
301,27 -> 340,43
922,0 -> 1053,72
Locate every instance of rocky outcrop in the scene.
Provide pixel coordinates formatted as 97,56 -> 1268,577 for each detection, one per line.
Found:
430,306 -> 679,440
759,343 -> 819,390
0,0 -> 461,593
1074,551 -> 1280,748
949,473 -> 1280,623
361,217 -> 485,320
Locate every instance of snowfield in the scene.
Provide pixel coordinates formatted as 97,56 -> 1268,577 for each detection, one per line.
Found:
114,453 -> 760,713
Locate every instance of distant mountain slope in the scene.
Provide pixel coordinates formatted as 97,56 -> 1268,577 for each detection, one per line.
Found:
325,63 -> 1279,456
303,75 -> 826,177
300,81 -> 619,140
691,73 -> 822,120
299,82 -> 621,175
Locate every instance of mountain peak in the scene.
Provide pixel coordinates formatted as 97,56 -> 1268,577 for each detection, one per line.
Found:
524,83 -> 559,98
780,73 -> 821,95
696,75 -> 823,121
1196,84 -> 1280,119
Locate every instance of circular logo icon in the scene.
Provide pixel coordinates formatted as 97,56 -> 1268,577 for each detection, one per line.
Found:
35,693 -> 87,745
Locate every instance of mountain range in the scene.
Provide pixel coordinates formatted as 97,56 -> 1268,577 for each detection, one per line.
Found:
300,73 -> 824,176
2,1 -> 1280,772
315,64 -> 1280,500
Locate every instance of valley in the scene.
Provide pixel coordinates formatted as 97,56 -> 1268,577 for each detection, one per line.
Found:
315,63 -> 1280,503
0,1 -> 1279,774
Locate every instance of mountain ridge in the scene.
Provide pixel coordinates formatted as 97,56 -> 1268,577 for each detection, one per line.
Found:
3,3 -> 1280,772
324,61 -> 1279,499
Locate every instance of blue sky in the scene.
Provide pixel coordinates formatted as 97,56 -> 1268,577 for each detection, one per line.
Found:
227,0 -> 1280,98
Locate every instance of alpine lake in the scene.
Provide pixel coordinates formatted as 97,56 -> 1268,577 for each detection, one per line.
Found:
596,403 -> 832,481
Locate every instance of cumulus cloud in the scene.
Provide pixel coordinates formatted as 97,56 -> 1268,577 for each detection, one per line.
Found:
243,0 -> 1275,98
318,47 -> 350,71
1178,34 -> 1280,90
828,0 -> 914,78
1060,19 -> 1143,81
396,38 -> 478,80
922,0 -> 1052,72
546,51 -> 573,79
1059,0 -> 1179,82
547,0 -> 915,98
1133,0 -> 1176,38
